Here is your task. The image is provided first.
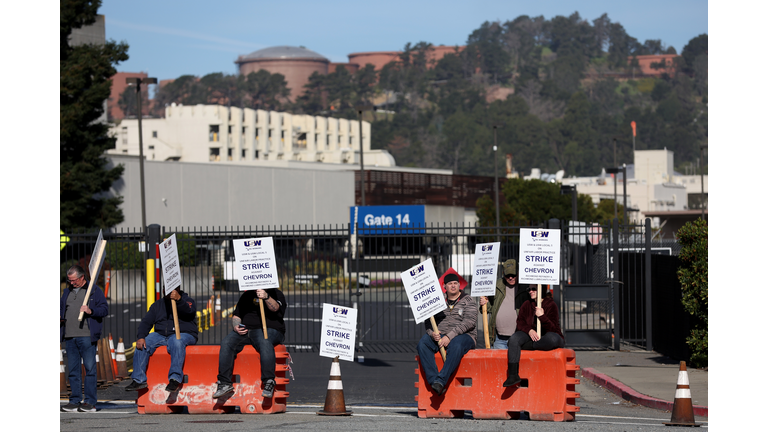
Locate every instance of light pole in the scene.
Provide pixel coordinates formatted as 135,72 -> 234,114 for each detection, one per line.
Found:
126,77 -> 157,233
492,124 -> 503,241
356,105 -> 374,207
606,167 -> 620,222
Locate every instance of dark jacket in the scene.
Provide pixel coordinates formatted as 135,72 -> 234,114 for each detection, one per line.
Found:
516,296 -> 564,340
136,291 -> 198,341
234,289 -> 287,334
60,284 -> 109,343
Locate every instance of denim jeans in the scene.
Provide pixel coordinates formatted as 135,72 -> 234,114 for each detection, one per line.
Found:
131,332 -> 197,384
417,332 -> 475,387
65,337 -> 97,405
492,334 -> 509,350
217,328 -> 285,384
507,330 -> 564,363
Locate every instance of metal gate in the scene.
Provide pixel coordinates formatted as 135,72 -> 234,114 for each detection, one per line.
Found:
60,219 -> 672,352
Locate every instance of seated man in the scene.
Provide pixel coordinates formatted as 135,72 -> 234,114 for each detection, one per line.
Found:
125,287 -> 198,392
416,272 -> 477,395
213,288 -> 287,399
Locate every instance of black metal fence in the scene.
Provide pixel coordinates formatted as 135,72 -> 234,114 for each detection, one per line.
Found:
60,219 -> 681,353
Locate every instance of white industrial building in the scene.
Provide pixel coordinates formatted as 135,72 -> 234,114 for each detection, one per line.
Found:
553,149 -> 707,226
108,104 -> 396,168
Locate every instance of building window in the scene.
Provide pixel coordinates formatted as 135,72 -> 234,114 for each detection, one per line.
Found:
148,145 -> 155,150
209,147 -> 220,161
255,128 -> 260,139
228,125 -> 232,134
255,150 -> 259,159
227,148 -> 233,161
209,125 -> 219,142
152,131 -> 157,138
241,149 -> 246,159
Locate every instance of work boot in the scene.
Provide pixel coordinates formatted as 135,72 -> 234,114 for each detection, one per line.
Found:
502,362 -> 521,387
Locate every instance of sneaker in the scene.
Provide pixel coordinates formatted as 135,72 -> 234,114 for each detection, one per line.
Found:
125,380 -> 148,391
165,379 -> 181,392
431,381 -> 445,395
262,379 -> 276,398
61,403 -> 79,412
77,403 -> 96,412
213,382 -> 234,398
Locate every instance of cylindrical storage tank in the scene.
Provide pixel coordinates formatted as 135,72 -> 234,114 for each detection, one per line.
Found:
236,46 -> 329,101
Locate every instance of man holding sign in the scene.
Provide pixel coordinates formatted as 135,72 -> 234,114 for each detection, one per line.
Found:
125,287 -> 198,393
213,288 -> 287,399
60,265 -> 108,413
416,270 -> 477,396
214,237 -> 288,400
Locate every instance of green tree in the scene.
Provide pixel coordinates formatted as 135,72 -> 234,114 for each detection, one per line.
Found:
116,82 -> 149,118
61,0 -> 129,229
242,70 -> 290,111
475,177 -> 608,226
676,218 -> 708,367
680,34 -> 708,76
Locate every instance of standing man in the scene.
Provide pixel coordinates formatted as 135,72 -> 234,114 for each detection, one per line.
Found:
213,288 -> 287,400
60,265 -> 109,413
416,272 -> 477,395
125,287 -> 197,393
479,259 -> 527,349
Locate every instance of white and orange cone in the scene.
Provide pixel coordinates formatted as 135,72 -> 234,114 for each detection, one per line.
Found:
109,333 -> 120,381
317,356 -> 352,416
663,361 -> 700,427
116,338 -> 129,379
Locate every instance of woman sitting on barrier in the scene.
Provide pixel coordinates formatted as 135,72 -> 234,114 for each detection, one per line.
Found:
503,284 -> 564,387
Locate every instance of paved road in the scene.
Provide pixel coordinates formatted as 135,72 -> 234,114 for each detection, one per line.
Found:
59,351 -> 708,430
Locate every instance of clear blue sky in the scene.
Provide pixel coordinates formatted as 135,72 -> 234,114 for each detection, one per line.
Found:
99,0 -> 708,81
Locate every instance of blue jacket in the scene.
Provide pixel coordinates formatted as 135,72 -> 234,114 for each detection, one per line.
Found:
136,291 -> 198,341
60,284 -> 109,343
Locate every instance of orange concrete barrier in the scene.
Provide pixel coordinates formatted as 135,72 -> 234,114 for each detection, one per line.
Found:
415,348 -> 580,421
136,344 -> 290,414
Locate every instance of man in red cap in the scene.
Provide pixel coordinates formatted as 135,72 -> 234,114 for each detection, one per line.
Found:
416,271 -> 477,395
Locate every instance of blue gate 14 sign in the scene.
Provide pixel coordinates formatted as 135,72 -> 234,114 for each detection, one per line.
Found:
519,228 -> 561,285
350,205 -> 425,234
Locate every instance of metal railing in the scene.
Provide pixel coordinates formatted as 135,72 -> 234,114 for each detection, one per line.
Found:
60,219 -> 676,352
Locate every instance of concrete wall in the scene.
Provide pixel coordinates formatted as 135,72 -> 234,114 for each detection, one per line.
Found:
108,155 -> 355,229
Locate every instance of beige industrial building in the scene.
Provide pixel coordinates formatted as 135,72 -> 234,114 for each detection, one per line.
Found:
557,149 -> 707,225
109,104 -> 396,168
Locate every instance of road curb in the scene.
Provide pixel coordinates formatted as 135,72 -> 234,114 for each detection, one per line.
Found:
581,367 -> 708,418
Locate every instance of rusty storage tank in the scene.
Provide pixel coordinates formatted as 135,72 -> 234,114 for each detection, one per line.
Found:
236,46 -> 329,101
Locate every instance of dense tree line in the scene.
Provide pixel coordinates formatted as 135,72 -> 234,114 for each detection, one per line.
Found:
142,12 -> 706,183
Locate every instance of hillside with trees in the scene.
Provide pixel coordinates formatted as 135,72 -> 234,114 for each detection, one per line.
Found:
141,12 -> 708,179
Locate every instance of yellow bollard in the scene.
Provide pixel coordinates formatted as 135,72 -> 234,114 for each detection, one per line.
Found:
203,309 -> 209,331
196,311 -> 203,333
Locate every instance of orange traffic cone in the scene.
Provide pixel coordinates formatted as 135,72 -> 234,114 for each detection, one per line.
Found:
109,334 -> 120,381
317,356 -> 352,416
663,361 -> 700,427
116,338 -> 129,379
